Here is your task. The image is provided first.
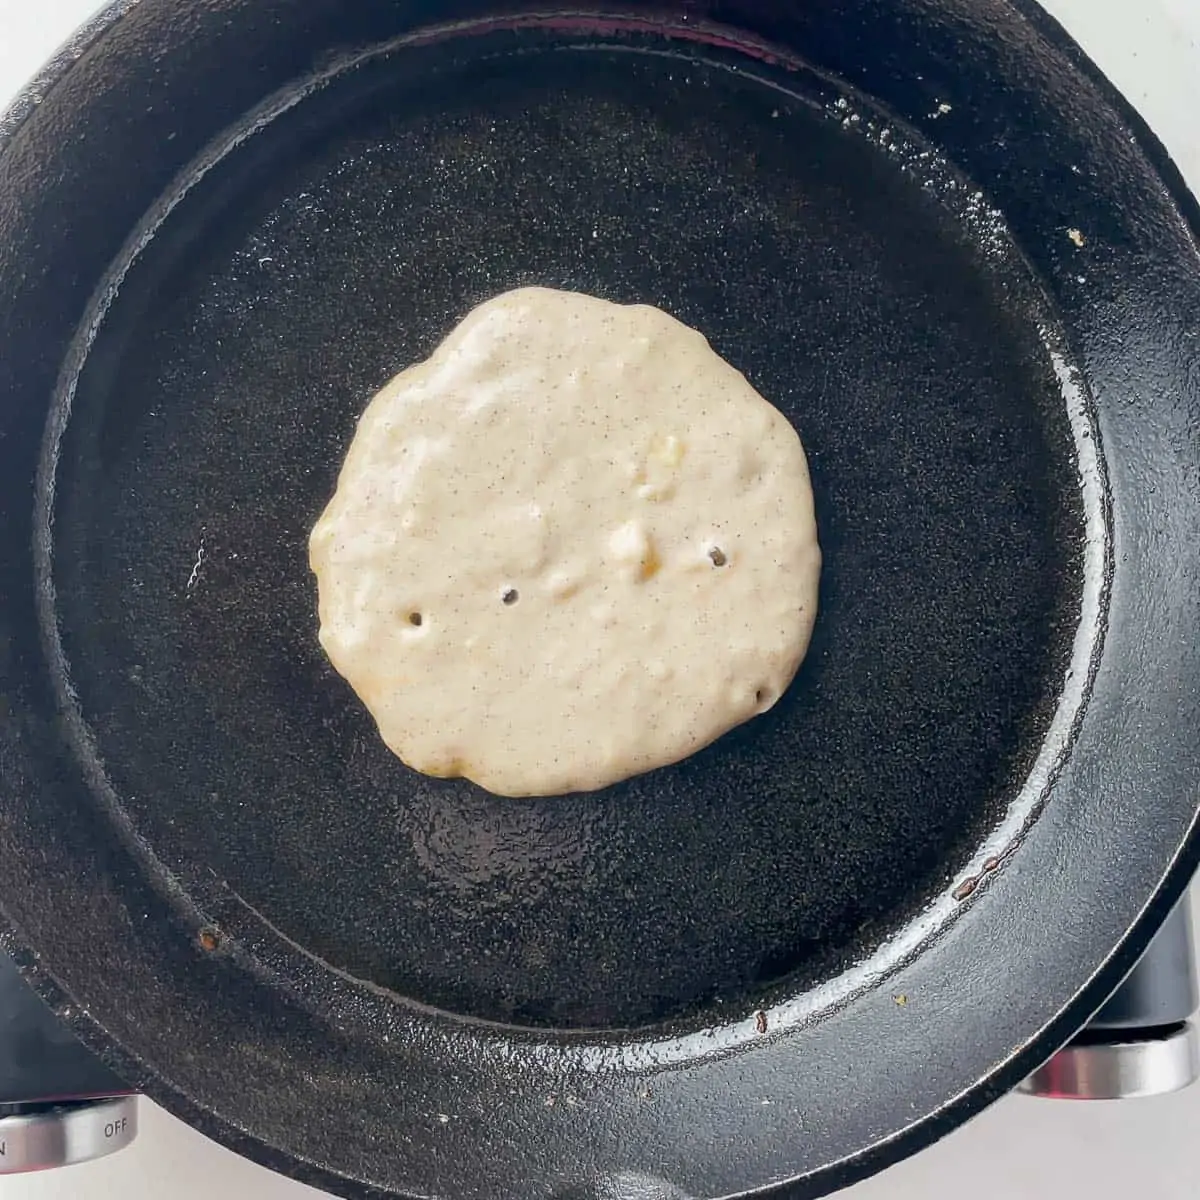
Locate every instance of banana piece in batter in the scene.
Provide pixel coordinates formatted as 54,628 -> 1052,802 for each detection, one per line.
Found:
309,287 -> 820,797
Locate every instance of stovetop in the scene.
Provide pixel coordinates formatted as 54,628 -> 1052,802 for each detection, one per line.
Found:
0,955 -> 126,1107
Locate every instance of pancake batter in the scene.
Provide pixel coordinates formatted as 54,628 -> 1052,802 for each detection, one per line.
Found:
309,287 -> 820,796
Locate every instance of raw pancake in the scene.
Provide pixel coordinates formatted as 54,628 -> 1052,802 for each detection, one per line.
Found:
309,287 -> 821,797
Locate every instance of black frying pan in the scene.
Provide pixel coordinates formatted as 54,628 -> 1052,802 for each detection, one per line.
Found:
2,1 -> 1199,1198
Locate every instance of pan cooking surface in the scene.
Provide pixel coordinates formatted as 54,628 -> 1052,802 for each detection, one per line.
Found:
45,31 -> 1082,1029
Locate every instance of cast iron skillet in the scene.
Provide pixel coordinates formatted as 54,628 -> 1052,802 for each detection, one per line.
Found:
1,1 -> 1199,1197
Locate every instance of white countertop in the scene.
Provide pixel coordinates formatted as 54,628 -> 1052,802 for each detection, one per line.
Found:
1,1 -> 1198,1197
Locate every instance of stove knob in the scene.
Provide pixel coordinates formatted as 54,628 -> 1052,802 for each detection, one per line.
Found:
1019,1022 -> 1200,1100
0,1095 -> 137,1174
1021,901 -> 1200,1101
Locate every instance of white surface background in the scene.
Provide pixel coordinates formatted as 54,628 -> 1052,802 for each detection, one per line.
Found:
1,1 -> 1199,1197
